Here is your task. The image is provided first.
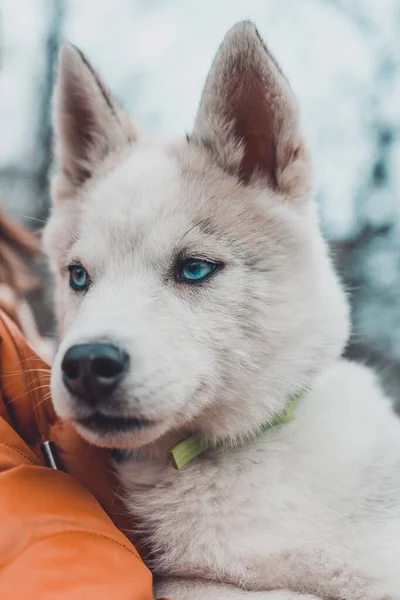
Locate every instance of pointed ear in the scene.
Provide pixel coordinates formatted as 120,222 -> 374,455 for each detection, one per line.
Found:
192,22 -> 311,199
52,44 -> 136,201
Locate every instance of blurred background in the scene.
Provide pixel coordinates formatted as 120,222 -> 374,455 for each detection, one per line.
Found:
0,0 -> 399,399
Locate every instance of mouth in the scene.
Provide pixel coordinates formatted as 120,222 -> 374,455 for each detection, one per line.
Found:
77,412 -> 153,435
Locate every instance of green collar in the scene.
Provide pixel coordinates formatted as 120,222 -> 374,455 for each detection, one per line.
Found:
169,390 -> 304,470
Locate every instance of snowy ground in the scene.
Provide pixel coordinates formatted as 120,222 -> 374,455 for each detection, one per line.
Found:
0,0 -> 399,398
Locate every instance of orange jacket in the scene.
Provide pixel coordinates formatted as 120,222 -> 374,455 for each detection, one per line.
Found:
0,310 -> 156,599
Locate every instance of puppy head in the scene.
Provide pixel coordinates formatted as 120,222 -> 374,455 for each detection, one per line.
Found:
44,22 -> 349,449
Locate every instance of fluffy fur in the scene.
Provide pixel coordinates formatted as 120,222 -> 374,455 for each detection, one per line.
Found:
44,22 -> 400,599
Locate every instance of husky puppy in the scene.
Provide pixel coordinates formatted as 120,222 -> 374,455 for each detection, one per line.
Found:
44,22 -> 400,599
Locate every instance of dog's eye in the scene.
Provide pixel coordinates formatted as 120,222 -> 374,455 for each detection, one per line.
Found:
176,259 -> 219,283
68,265 -> 90,292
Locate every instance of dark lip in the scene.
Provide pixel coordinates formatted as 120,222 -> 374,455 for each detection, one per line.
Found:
78,412 -> 152,434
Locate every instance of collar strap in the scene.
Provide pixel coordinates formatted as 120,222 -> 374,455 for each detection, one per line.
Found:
169,390 -> 304,470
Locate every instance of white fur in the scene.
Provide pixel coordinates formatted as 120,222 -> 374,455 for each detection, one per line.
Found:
44,22 -> 400,599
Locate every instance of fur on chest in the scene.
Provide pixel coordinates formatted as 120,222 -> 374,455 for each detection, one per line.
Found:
115,363 -> 400,596
117,430 -> 359,574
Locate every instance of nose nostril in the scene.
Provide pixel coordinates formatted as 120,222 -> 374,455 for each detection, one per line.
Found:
91,357 -> 124,379
62,359 -> 80,381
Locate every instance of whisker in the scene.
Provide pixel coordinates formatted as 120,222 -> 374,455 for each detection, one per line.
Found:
109,479 -> 123,511
2,368 -> 51,378
178,219 -> 207,245
18,214 -> 47,225
5,355 -> 50,369
34,392 -> 53,408
4,372 -> 47,390
8,382 -> 51,405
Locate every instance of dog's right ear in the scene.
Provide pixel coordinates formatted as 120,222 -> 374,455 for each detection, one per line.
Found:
52,44 -> 135,201
192,22 -> 311,201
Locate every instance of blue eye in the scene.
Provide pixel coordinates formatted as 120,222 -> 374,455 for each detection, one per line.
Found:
178,259 -> 219,283
69,265 -> 90,291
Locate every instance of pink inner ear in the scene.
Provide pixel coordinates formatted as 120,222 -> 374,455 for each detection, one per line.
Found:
228,73 -> 277,186
62,98 -> 97,183
238,129 -> 276,186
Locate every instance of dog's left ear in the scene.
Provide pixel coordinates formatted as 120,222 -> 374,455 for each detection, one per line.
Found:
52,44 -> 136,202
192,22 -> 311,200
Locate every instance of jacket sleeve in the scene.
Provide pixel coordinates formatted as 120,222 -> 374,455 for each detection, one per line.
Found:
0,416 -> 155,600
0,310 -> 156,599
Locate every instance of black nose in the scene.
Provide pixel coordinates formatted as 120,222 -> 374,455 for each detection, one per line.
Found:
62,344 -> 129,403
